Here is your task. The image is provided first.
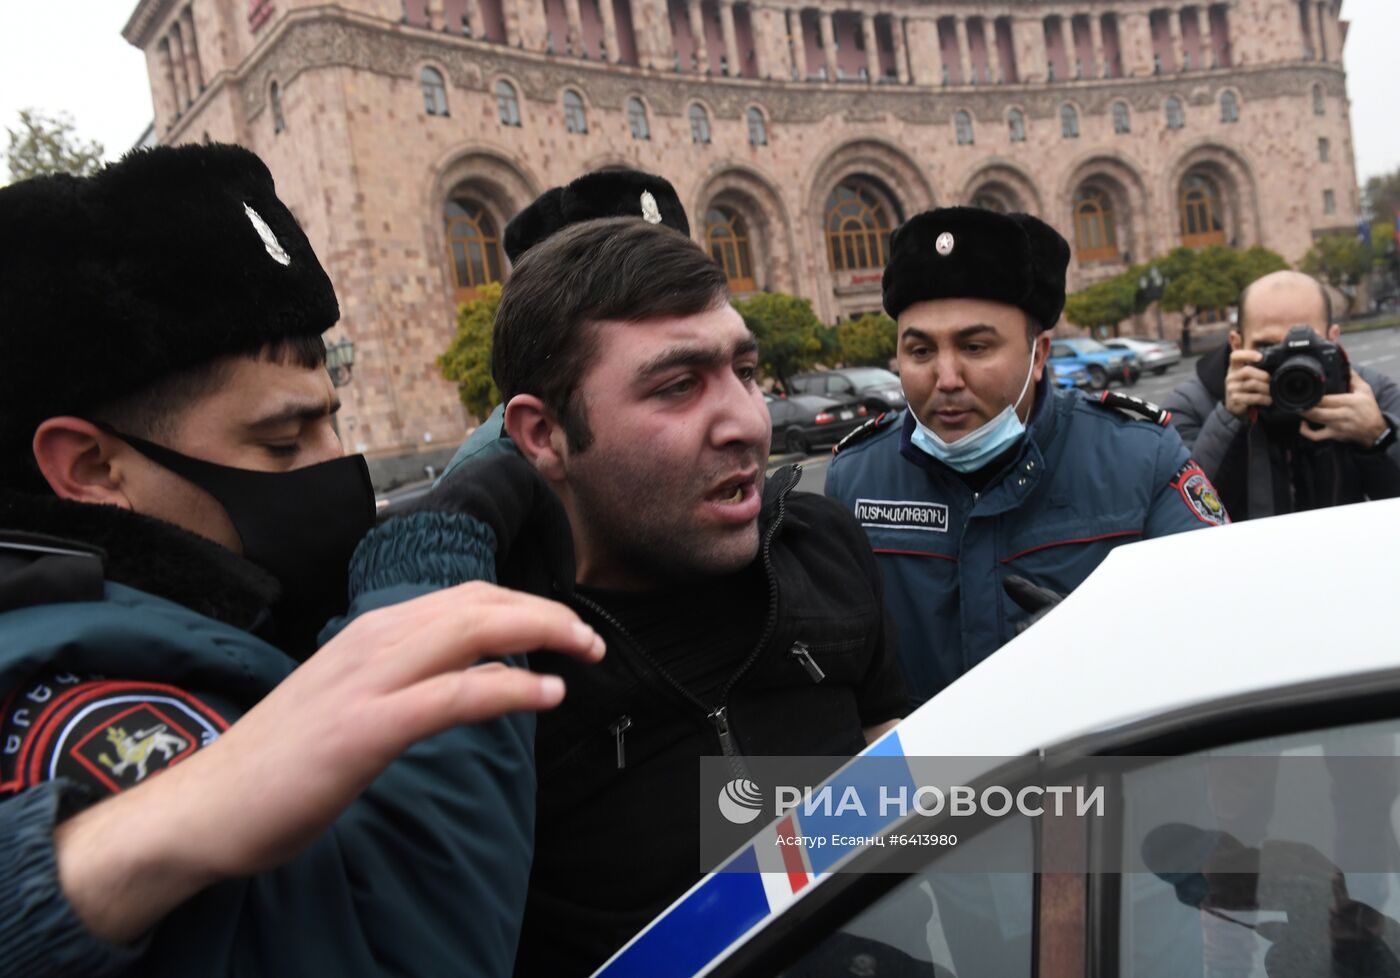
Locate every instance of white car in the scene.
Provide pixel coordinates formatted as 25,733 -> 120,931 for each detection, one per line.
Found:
1103,336 -> 1183,375
595,499 -> 1400,978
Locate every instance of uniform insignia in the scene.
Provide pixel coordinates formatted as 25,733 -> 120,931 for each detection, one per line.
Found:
935,232 -> 955,256
1,680 -> 228,797
854,498 -> 949,533
1170,460 -> 1229,527
640,191 -> 662,225
244,203 -> 292,266
1094,390 -> 1172,427
833,411 -> 894,456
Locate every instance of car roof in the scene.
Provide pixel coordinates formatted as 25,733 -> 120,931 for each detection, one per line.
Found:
594,498 -> 1400,978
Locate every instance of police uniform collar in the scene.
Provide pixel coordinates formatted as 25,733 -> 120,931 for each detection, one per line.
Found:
0,490 -> 280,630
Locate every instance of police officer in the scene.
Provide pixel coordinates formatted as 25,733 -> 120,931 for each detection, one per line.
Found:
826,207 -> 1226,708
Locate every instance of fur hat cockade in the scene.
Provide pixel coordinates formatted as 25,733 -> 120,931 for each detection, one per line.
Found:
503,167 -> 689,262
0,143 -> 337,470
882,207 -> 1071,329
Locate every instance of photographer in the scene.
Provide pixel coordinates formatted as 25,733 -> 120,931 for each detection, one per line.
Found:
1163,270 -> 1400,520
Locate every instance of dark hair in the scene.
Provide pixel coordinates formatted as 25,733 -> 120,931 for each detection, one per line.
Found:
1237,276 -> 1332,338
492,217 -> 729,450
5,335 -> 327,492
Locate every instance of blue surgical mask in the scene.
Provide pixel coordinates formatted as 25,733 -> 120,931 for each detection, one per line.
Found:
908,349 -> 1037,473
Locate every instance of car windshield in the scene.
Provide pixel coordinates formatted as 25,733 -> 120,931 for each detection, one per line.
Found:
1067,338 -> 1110,354
842,368 -> 900,388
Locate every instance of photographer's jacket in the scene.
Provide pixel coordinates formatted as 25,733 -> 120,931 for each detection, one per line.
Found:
0,492 -> 527,978
1163,343 -> 1400,520
826,380 -> 1220,707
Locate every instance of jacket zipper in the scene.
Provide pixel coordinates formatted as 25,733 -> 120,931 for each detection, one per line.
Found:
570,465 -> 804,777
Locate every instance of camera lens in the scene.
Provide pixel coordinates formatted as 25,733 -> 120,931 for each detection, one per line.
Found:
1271,355 -> 1325,413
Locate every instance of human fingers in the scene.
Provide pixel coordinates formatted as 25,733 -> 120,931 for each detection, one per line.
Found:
388,666 -> 568,741
1228,350 -> 1264,370
1298,423 -> 1333,442
1350,369 -> 1373,396
381,596 -> 604,689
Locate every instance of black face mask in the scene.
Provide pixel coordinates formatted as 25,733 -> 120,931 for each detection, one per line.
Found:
101,427 -> 376,655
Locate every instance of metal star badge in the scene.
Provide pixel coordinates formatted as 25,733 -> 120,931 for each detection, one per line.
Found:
935,232 -> 955,256
244,203 -> 292,266
640,190 -> 662,225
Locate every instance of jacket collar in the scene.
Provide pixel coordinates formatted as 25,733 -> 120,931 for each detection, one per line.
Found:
0,489 -> 280,631
1197,342 -> 1230,401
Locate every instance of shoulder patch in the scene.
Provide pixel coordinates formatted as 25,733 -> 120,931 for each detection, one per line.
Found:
1170,460 -> 1229,526
1091,390 -> 1172,428
833,411 -> 897,456
1,679 -> 229,798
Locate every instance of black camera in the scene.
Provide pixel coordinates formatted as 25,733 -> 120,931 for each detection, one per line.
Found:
1255,325 -> 1349,415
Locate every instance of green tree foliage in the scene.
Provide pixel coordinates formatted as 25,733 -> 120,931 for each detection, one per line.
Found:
731,292 -> 825,388
1063,274 -> 1138,331
437,283 -> 503,419
835,312 -> 897,367
1300,234 -> 1371,315
3,109 -> 104,184
1364,168 -> 1400,230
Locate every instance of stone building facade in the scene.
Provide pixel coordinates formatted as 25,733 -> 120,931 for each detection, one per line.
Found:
123,0 -> 1358,481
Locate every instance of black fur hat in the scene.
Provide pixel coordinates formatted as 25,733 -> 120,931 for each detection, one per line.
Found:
0,143 -> 337,474
882,207 -> 1071,329
503,168 -> 689,262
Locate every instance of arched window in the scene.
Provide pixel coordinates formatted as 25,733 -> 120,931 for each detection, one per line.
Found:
1319,137 -> 1331,162
1060,104 -> 1079,139
1165,96 -> 1185,129
1179,174 -> 1226,247
689,104 -> 711,144
1112,100 -> 1131,135
706,207 -> 756,292
420,67 -> 448,116
563,89 -> 588,134
444,198 -> 505,303
970,192 -> 1008,213
270,81 -> 286,134
1007,109 -> 1026,143
628,97 -> 650,140
1312,83 -> 1325,116
746,107 -> 768,147
1073,187 -> 1118,262
496,80 -> 521,126
954,110 -> 974,146
824,180 -> 895,272
1220,90 -> 1239,123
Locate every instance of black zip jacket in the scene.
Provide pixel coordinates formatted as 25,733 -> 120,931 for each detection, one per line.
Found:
514,465 -> 906,977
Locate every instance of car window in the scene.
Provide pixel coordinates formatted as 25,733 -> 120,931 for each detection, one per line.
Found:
1051,344 -> 1073,358
1067,338 -> 1109,354
779,818 -> 1034,978
842,368 -> 901,388
827,377 -> 854,395
1111,716 -> 1400,978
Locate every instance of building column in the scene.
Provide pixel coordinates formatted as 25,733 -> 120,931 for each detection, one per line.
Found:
788,7 -> 807,78
892,15 -> 910,84
564,0 -> 584,54
600,0 -> 620,61
819,10 -> 837,81
986,17 -> 1005,83
180,7 -> 204,90
955,16 -> 972,83
425,0 -> 443,29
720,0 -> 741,74
862,12 -> 879,81
688,0 -> 709,71
169,26 -> 191,108
1165,6 -> 1182,72
1315,1 -> 1329,62
461,0 -> 482,37
1088,14 -> 1103,78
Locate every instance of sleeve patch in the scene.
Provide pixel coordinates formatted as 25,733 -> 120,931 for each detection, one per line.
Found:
2,680 -> 229,798
1171,460 -> 1229,526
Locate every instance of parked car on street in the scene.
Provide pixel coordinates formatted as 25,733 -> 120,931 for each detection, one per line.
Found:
1048,337 -> 1139,390
1102,336 -> 1183,375
598,498 -> 1400,978
1049,360 -> 1092,389
787,368 -> 907,412
766,394 -> 868,455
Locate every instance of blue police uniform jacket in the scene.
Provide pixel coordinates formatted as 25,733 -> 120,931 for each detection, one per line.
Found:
825,379 -> 1224,708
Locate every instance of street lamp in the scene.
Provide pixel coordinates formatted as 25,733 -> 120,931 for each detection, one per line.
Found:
1136,265 -> 1168,343
325,337 -> 355,388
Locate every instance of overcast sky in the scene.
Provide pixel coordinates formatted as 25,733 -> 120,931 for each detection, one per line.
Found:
2,0 -> 1398,188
